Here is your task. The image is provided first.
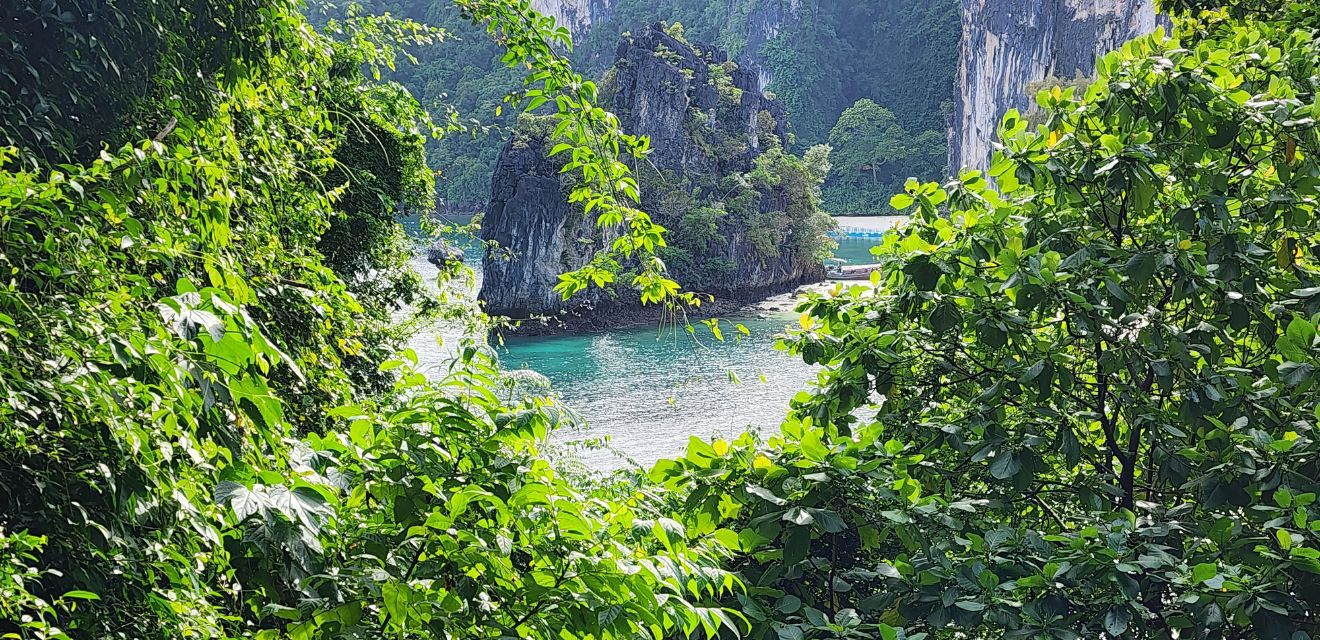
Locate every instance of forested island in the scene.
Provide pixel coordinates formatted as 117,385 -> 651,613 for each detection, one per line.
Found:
480,23 -> 833,329
3,1 -> 1320,640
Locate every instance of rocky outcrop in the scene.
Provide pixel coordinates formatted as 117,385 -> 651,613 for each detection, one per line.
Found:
479,124 -> 613,318
529,0 -> 613,39
425,239 -> 465,268
736,0 -> 801,92
948,0 -> 1163,174
529,0 -> 798,92
605,25 -> 790,177
479,24 -> 829,325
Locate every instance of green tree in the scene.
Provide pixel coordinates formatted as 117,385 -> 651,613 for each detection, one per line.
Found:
655,5 -> 1320,639
824,99 -> 945,214
828,100 -> 905,186
0,0 -> 703,636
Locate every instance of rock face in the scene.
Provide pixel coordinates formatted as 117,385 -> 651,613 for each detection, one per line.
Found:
529,0 -> 613,39
735,0 -> 801,92
480,24 -> 829,323
948,0 -> 1163,173
479,125 -> 611,318
528,0 -> 797,92
606,25 -> 791,178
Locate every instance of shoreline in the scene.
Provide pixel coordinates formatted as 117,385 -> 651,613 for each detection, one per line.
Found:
490,279 -> 818,339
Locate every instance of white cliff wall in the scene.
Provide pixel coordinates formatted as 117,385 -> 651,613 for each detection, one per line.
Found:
948,0 -> 1162,174
529,0 -> 613,37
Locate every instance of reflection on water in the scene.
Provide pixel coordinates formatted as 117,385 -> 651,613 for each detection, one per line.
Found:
498,308 -> 814,468
403,248 -> 813,468
400,214 -> 901,468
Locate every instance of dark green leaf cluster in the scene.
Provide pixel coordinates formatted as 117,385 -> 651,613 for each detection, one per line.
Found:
655,8 -> 1320,640
0,0 -> 704,637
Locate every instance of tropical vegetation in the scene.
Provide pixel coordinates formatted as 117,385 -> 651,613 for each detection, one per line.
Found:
1,1 -> 1319,640
341,0 -> 960,213
822,99 -> 947,215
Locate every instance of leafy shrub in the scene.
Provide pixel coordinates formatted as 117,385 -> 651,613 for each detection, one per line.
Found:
657,6 -> 1320,639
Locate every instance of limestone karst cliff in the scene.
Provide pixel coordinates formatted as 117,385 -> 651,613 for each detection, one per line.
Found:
528,0 -> 791,91
948,0 -> 1163,174
529,0 -> 613,39
479,24 -> 833,325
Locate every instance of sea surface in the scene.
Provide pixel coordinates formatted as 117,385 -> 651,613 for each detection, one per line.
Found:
402,215 -> 901,468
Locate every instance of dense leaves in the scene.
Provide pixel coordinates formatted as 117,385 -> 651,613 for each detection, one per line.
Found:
823,99 -> 946,215
286,350 -> 741,638
6,1 -> 1320,640
653,7 -> 1320,639
0,0 -> 706,637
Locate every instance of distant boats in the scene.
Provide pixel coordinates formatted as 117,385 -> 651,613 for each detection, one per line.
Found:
832,226 -> 889,238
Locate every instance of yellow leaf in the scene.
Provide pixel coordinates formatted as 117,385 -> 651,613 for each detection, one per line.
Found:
799,313 -> 814,330
1178,239 -> 1192,250
1278,236 -> 1296,268
753,455 -> 772,470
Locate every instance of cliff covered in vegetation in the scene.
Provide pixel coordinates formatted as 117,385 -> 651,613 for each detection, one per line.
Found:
480,24 -> 833,325
6,1 -> 1320,639
345,0 -> 959,214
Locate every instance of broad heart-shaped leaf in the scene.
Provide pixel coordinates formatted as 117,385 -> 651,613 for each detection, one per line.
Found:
746,484 -> 787,506
1124,252 -> 1157,284
158,292 -> 225,342
808,508 -> 847,533
929,301 -> 963,333
783,507 -> 814,526
215,481 -> 266,522
774,624 -> 804,640
777,594 -> 802,614
266,485 -> 331,532
1286,317 -> 1316,350
1279,362 -> 1315,387
783,526 -> 810,565
904,257 -> 941,291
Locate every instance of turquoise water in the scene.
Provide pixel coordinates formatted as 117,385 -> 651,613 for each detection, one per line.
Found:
834,236 -> 883,265
831,216 -> 905,265
401,214 -> 898,467
403,244 -> 814,468
499,307 -> 814,468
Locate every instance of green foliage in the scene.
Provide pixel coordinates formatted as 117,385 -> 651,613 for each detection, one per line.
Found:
0,0 -> 289,163
653,10 -> 1320,639
11,2 -> 1320,640
0,0 -> 694,636
743,145 -> 837,264
823,99 -> 946,215
344,0 -> 961,209
287,350 -> 742,638
315,0 -> 527,212
758,0 -> 961,146
1159,0 -> 1320,27
0,5 -> 428,625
